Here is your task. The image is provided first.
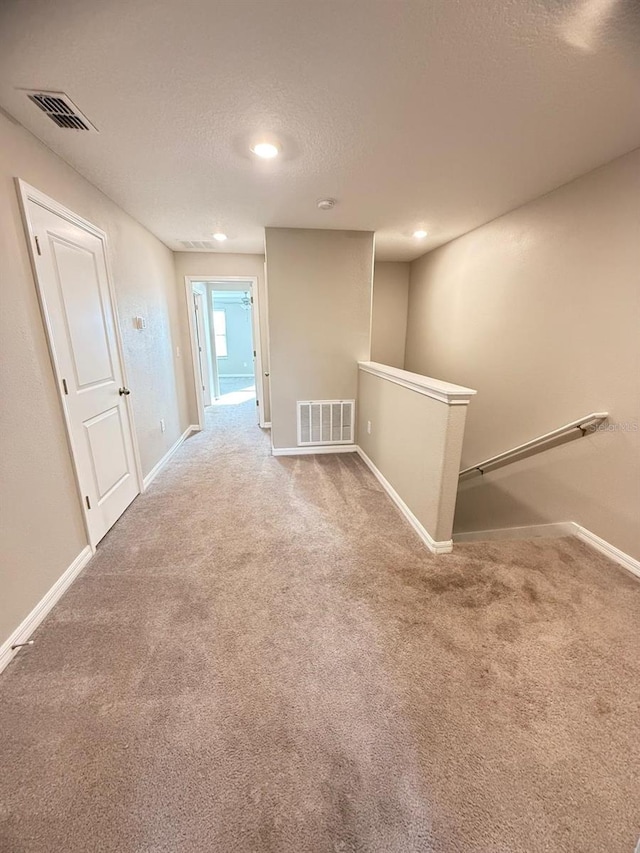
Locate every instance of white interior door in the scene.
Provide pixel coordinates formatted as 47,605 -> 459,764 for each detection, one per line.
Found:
193,292 -> 212,406
24,193 -> 140,547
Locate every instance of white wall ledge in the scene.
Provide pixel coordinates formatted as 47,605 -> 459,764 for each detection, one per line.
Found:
358,361 -> 477,405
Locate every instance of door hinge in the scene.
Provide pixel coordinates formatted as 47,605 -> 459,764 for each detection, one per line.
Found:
253,350 -> 256,357
62,378 -> 68,395
35,235 -> 42,256
250,296 -> 254,304
256,399 -> 259,406
85,495 -> 91,510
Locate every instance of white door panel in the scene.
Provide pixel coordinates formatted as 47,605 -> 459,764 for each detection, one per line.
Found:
84,407 -> 129,499
26,197 -> 139,546
193,292 -> 212,406
52,238 -> 115,389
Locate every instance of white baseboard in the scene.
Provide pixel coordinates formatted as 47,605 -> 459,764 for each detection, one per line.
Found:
0,545 -> 93,676
454,522 -> 574,544
454,521 -> 640,579
272,445 -> 358,457
571,523 -> 640,579
356,447 -> 453,555
142,425 -> 197,489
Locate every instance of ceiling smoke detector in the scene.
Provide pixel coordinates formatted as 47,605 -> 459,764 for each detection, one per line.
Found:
317,198 -> 337,211
23,90 -> 98,132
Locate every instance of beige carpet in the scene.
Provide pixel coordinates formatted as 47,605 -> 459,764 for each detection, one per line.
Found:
1,396 -> 639,853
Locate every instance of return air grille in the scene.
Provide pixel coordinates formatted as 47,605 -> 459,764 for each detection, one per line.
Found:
297,400 -> 355,446
180,240 -> 219,250
25,90 -> 97,132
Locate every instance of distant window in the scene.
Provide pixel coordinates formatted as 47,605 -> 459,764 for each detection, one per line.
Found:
213,309 -> 228,357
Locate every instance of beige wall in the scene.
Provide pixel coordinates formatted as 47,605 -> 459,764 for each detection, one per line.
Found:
371,262 -> 410,368
357,369 -> 469,544
0,112 -> 190,647
405,149 -> 640,559
173,253 -> 269,423
265,228 -> 374,449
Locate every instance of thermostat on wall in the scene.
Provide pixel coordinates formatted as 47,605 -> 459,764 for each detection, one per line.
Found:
133,316 -> 147,330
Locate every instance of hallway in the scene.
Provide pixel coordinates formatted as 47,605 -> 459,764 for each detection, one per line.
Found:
1,396 -> 639,853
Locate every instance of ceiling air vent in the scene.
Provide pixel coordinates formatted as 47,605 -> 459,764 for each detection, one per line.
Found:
180,240 -> 219,250
24,90 -> 98,132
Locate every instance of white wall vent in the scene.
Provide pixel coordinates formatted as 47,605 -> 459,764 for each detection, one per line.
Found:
24,90 -> 98,132
180,240 -> 219,250
297,400 -> 355,446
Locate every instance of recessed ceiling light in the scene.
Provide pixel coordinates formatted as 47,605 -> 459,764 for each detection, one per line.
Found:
213,233 -> 227,242
251,142 -> 279,159
413,229 -> 428,239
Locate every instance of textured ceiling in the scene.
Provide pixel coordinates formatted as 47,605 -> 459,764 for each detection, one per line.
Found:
1,0 -> 639,260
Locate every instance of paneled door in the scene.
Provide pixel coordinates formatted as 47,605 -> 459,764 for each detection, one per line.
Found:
193,291 -> 212,405
20,183 -> 140,547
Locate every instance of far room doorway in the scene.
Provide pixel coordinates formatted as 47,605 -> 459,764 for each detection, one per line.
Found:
185,277 -> 267,430
212,290 -> 255,403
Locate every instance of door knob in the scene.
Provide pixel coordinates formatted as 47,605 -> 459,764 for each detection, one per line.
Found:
119,387 -> 131,396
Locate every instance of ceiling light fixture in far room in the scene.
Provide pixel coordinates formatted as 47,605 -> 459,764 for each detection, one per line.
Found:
213,232 -> 227,242
413,229 -> 428,239
250,141 -> 279,159
317,198 -> 337,210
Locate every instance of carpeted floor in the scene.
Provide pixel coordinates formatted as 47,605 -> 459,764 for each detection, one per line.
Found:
214,375 -> 256,400
1,395 -> 639,853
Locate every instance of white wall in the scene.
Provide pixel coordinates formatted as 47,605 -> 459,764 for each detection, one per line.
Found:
265,228 -> 374,449
371,262 -> 410,368
0,112 -> 191,648
405,149 -> 640,559
357,366 -> 471,545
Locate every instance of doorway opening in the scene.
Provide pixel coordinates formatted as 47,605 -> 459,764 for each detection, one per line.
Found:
211,290 -> 256,407
185,277 -> 267,430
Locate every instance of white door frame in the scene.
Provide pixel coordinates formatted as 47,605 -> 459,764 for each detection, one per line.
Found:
16,179 -> 144,550
184,275 -> 266,430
